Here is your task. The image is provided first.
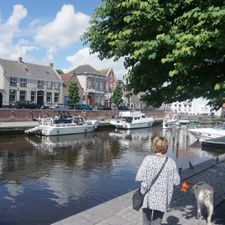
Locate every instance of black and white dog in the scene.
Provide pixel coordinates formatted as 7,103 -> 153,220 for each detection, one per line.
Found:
191,181 -> 214,224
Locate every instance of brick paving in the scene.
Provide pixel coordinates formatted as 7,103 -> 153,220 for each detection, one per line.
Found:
52,156 -> 225,225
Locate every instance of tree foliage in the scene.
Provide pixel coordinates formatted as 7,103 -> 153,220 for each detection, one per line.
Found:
111,85 -> 123,107
68,81 -> 80,106
56,69 -> 64,75
82,0 -> 225,109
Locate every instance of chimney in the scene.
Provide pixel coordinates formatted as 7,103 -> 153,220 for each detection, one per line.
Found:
18,57 -> 22,64
49,63 -> 53,68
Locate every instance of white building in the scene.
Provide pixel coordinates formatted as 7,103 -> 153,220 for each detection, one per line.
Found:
170,98 -> 221,116
0,57 -> 63,108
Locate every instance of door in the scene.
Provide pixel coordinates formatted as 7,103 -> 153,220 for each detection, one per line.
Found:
37,91 -> 44,107
0,93 -> 2,108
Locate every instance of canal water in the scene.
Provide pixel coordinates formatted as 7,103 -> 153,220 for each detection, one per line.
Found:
0,126 -> 223,225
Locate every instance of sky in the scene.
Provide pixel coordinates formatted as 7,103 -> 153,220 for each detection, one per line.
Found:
0,0 -> 126,79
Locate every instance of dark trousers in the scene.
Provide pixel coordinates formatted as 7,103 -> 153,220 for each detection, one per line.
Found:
142,208 -> 164,225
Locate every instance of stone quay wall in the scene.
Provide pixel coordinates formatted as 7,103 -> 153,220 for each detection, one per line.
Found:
0,109 -> 170,122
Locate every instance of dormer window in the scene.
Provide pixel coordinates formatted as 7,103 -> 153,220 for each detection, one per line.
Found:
54,82 -> 60,90
10,77 -> 17,87
47,81 -> 52,90
20,78 -> 27,87
38,80 -> 44,89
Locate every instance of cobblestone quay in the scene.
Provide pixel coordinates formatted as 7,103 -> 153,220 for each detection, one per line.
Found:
52,154 -> 225,225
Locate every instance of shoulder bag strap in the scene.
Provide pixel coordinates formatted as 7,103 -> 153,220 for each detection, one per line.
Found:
144,156 -> 168,194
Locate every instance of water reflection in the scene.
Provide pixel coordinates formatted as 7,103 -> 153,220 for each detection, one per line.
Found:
0,127 -> 223,225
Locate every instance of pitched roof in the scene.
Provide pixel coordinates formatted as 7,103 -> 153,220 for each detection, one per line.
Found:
61,73 -> 72,85
97,69 -> 109,75
0,58 -> 61,81
72,64 -> 100,75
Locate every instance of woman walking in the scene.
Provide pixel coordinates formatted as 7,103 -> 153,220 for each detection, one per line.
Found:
136,136 -> 180,225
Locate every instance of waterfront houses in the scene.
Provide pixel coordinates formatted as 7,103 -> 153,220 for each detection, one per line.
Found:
69,65 -> 107,108
0,57 -> 63,108
98,68 -> 117,109
61,72 -> 83,105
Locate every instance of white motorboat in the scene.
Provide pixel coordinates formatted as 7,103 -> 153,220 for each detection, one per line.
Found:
109,111 -> 154,129
162,118 -> 181,129
188,124 -> 225,141
25,114 -> 99,136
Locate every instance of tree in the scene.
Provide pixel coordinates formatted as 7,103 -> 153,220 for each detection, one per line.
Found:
111,85 -> 123,108
68,81 -> 80,107
56,69 -> 63,75
82,0 -> 225,109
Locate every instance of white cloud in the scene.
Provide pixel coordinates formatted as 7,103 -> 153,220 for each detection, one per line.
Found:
34,4 -> 90,59
65,48 -> 127,80
0,5 -> 37,59
7,4 -> 27,27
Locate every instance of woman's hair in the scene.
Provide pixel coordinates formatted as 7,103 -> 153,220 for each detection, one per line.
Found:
151,136 -> 168,154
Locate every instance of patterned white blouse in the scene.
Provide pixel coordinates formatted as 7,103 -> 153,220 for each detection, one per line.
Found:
136,155 -> 180,212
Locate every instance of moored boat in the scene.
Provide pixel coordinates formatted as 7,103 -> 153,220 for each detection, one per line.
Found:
201,136 -> 225,149
25,114 -> 99,136
162,118 -> 181,129
109,111 -> 154,129
188,124 -> 225,141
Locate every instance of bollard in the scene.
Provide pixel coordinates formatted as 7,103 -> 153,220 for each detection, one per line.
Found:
216,153 -> 225,163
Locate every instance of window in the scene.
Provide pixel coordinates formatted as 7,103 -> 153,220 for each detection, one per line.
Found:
189,104 -> 192,112
96,81 -> 100,91
9,89 -> 17,102
31,91 -> 36,102
87,80 -> 92,89
47,92 -> 52,103
20,90 -> 26,101
54,82 -> 60,90
106,84 -> 109,92
20,78 -> 27,87
178,104 -> 181,111
47,81 -> 52,90
100,82 -> 103,91
54,93 -> 59,102
38,80 -> 44,89
10,77 -> 17,87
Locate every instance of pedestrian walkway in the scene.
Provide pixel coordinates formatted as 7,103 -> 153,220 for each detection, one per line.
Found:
52,154 -> 225,225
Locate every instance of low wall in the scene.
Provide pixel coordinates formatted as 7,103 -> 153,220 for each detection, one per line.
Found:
0,109 -> 170,122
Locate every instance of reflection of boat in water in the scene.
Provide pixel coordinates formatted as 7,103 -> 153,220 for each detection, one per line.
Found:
25,133 -> 96,151
110,111 -> 154,129
109,128 -> 152,146
109,129 -> 152,149
25,112 -> 99,136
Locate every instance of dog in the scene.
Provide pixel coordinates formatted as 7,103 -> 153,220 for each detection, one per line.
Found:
191,181 -> 214,224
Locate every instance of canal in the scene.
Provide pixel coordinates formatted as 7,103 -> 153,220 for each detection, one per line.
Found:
0,126 -> 223,225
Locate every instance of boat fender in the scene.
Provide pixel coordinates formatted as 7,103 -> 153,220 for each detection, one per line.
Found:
50,119 -> 54,124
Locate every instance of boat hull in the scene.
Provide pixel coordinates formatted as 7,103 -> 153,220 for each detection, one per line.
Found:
109,120 -> 154,129
202,136 -> 225,149
188,127 -> 225,141
42,124 -> 95,136
162,120 -> 181,129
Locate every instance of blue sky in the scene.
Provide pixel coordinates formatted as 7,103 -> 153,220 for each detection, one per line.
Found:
0,0 -> 125,79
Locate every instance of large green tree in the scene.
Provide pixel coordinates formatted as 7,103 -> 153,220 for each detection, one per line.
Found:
111,85 -> 123,108
68,81 -> 80,107
82,0 -> 225,109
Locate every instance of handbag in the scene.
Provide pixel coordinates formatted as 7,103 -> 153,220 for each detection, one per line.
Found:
132,157 -> 168,211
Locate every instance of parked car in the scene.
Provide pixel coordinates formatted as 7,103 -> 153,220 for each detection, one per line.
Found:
52,104 -> 69,110
72,104 -> 92,110
15,100 -> 38,109
118,106 -> 129,110
98,105 -> 112,110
